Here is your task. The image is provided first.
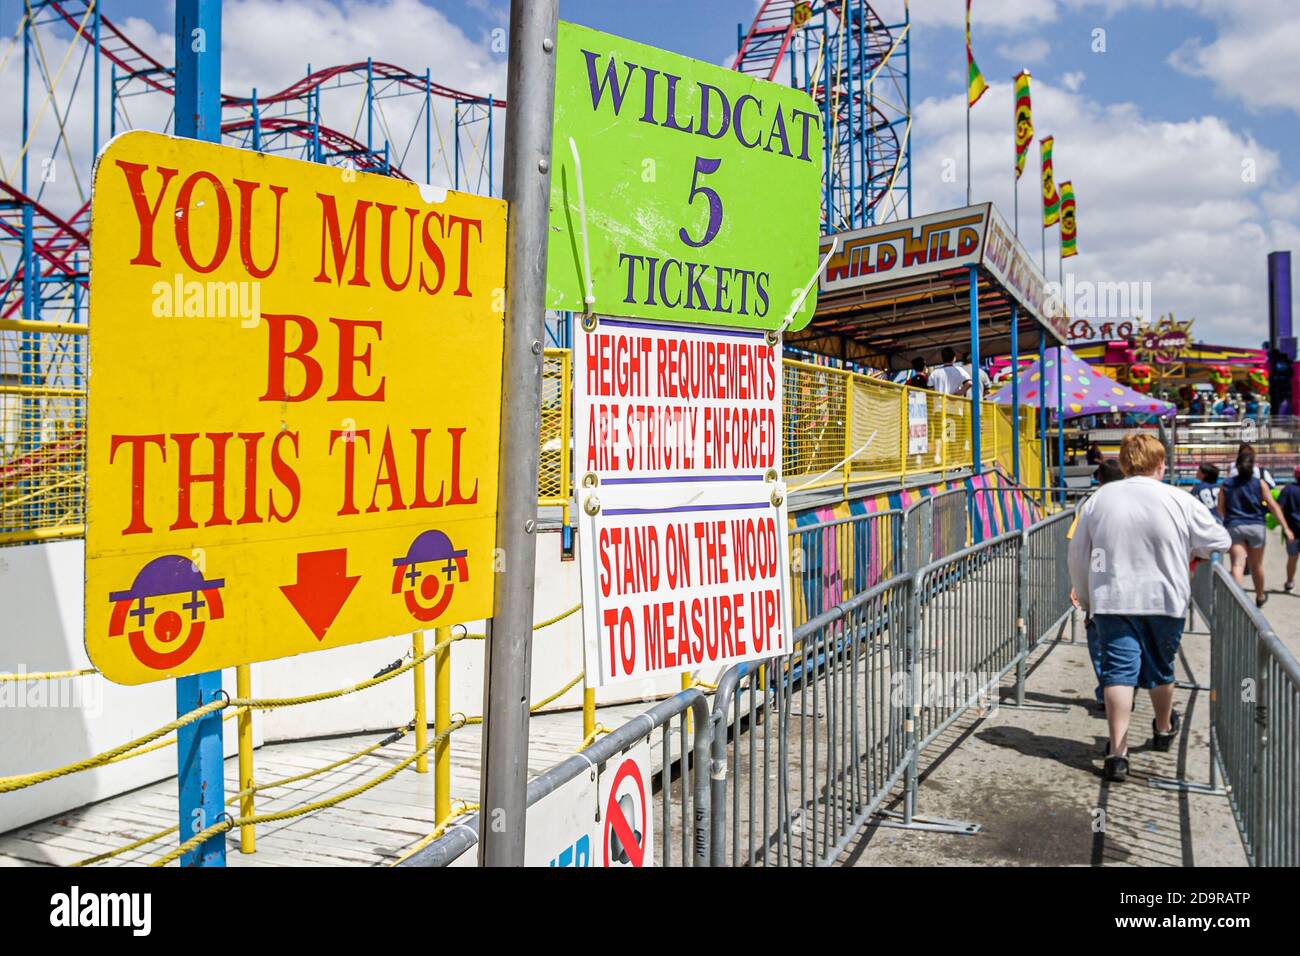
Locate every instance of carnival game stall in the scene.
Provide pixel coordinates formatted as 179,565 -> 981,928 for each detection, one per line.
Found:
1068,316 -> 1270,420
990,345 -> 1175,486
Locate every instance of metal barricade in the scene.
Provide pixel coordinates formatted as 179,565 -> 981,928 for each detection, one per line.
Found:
709,574 -> 912,866
1022,509 -> 1075,649
399,688 -> 712,867
902,489 -> 968,574
789,509 -> 903,628
1201,563 -> 1300,867
709,512 -> 1078,866
911,532 -> 1022,758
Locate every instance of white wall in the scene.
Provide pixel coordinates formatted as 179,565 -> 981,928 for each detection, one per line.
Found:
0,531 -> 690,833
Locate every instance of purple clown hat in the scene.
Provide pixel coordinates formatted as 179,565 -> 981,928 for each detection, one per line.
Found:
109,554 -> 225,603
392,530 -> 467,568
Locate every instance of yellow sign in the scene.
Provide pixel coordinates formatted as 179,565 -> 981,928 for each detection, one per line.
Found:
86,131 -> 505,685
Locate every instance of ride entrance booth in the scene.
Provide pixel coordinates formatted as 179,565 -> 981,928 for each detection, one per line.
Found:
786,203 -> 1069,498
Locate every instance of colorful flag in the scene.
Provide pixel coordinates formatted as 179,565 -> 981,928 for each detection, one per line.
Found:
1040,136 -> 1060,226
1014,71 -> 1033,179
1060,181 -> 1077,257
966,0 -> 988,107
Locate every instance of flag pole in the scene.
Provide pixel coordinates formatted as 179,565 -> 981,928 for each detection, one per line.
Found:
966,94 -> 972,205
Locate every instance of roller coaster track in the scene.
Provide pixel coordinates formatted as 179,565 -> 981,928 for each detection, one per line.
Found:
3,0 -> 503,320
0,181 -> 90,320
733,0 -> 907,229
46,0 -> 507,111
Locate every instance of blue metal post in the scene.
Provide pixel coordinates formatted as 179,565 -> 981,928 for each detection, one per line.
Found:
1010,303 -> 1021,529
174,0 -> 227,869
366,57 -> 374,153
969,265 -> 982,476
20,204 -> 35,527
1056,344 -> 1066,505
487,96 -> 495,198
251,89 -> 260,151
424,69 -> 432,184
1038,334 -> 1048,493
93,3 -> 102,156
1009,306 -> 1021,470
453,102 -> 460,191
22,11 -> 30,194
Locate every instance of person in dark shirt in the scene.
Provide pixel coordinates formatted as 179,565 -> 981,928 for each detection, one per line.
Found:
1279,466 -> 1300,592
906,356 -> 929,390
1219,445 -> 1294,606
1190,463 -> 1222,524
1086,442 -> 1104,466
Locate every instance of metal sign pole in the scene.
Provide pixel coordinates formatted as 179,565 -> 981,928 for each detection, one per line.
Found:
173,0 -> 226,868
478,0 -> 560,867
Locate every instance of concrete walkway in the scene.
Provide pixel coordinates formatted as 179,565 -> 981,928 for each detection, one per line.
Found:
842,616 -> 1248,867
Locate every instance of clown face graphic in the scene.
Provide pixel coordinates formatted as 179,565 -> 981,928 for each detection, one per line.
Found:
391,530 -> 469,622
108,555 -> 225,671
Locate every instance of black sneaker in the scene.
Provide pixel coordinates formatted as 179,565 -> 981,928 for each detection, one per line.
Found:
1103,754 -> 1129,782
1151,710 -> 1181,752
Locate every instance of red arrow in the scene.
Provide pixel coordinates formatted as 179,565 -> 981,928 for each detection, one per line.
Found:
280,549 -> 361,641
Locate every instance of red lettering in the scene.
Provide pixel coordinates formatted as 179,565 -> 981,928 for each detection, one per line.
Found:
108,434 -> 166,534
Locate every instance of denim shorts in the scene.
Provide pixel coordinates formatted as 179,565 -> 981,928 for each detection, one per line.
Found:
1288,538 -> 1300,557
1092,614 -> 1185,689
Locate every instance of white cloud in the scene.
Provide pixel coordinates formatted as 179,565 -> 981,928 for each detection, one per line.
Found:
914,78 -> 1292,346
908,0 -> 1059,31
1165,0 -> 1300,115
1061,70 -> 1085,92
997,37 -> 1051,64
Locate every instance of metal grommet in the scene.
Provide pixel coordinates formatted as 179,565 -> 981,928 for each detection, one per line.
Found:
581,472 -> 600,489
581,312 -> 599,332
213,688 -> 231,707
770,490 -> 784,508
584,495 -> 601,516
220,812 -> 236,830
764,468 -> 778,483
452,623 -> 468,638
765,329 -> 779,347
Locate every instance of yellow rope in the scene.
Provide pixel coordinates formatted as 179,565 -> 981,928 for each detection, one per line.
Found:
531,672 -> 583,711
0,668 -> 97,682
151,719 -> 467,867
389,800 -> 479,867
231,726 -> 410,799
0,698 -> 227,794
72,824 -> 179,868
576,723 -> 612,752
231,642 -> 439,710
533,603 -> 581,630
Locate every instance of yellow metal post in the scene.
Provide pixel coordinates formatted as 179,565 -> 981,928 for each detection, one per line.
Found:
898,385 -> 909,480
434,626 -> 451,823
413,632 -> 428,773
236,663 -> 255,854
682,671 -> 693,732
940,398 -> 949,476
582,684 -> 596,744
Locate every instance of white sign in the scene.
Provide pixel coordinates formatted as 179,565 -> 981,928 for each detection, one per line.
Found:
445,740 -> 651,867
598,741 -> 655,868
574,317 -> 793,687
907,391 -> 929,456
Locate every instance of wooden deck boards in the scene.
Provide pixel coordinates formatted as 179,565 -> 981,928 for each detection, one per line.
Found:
0,700 -> 679,867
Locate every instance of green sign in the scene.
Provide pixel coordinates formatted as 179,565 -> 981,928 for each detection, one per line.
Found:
547,21 -> 823,331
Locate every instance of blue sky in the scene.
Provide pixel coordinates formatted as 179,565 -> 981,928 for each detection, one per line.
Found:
4,0 -> 1297,347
